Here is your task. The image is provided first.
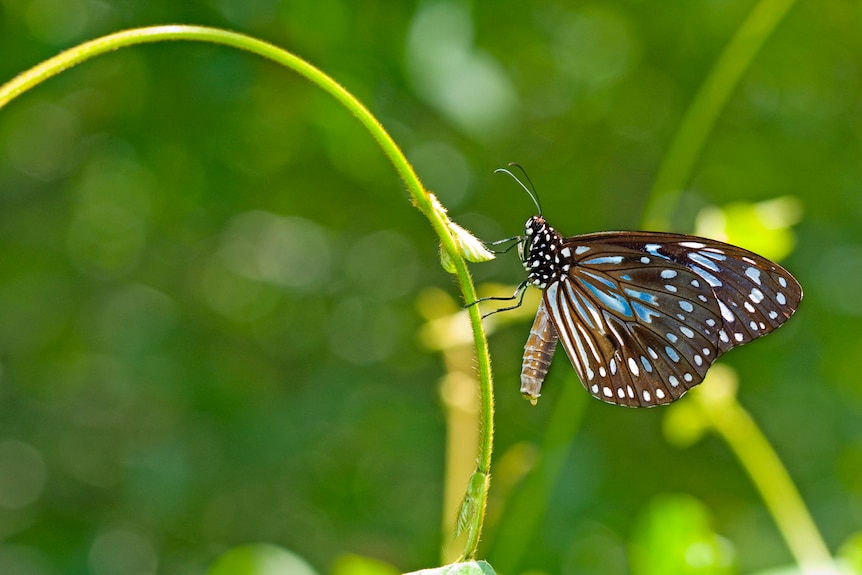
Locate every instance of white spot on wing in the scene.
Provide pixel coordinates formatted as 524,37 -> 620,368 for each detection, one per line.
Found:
746,267 -> 762,285
628,357 -> 640,377
718,301 -> 734,322
749,288 -> 764,303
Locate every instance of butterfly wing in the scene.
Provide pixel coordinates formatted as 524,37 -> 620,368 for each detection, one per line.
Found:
540,232 -> 801,407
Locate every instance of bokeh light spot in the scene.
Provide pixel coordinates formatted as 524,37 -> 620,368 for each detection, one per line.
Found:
0,440 -> 47,509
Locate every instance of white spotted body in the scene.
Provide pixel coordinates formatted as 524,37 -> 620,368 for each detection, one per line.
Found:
517,216 -> 803,407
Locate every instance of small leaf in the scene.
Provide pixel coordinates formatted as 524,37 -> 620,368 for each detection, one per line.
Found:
449,220 -> 495,263
430,193 -> 494,274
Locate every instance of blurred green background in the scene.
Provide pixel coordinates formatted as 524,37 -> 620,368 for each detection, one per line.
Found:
1,1 -> 861,574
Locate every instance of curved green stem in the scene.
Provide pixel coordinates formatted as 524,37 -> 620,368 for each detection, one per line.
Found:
0,25 -> 494,561
642,0 -> 799,230
693,392 -> 832,570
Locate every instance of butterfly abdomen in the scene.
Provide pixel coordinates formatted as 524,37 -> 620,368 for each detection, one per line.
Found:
520,299 -> 559,405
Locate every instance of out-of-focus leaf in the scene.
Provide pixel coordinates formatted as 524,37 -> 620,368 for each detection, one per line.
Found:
748,563 -> 851,575
332,554 -> 400,575
662,364 -> 738,448
694,197 -> 802,262
630,494 -> 735,575
207,543 -> 318,575
838,531 -> 862,574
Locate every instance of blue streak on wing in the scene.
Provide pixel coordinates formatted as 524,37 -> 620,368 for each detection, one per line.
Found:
689,252 -> 720,272
690,265 -> 723,287
701,250 -> 727,261
570,288 -> 595,329
582,256 -> 624,265
645,244 -> 672,260
577,276 -> 633,318
624,287 -> 658,305
582,270 -> 618,290
631,301 -> 660,323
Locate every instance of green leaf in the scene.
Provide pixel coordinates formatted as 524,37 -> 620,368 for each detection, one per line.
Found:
455,470 -> 489,539
431,193 -> 494,274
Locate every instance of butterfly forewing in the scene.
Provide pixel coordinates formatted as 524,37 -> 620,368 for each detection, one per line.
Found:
518,218 -> 802,407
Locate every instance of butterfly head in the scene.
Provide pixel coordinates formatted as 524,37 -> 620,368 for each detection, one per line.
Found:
520,216 -> 565,289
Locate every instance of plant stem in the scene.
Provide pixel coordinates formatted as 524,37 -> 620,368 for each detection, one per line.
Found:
694,394 -> 833,570
0,24 -> 495,561
642,0 -> 799,230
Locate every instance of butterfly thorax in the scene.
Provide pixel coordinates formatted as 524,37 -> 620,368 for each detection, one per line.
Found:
520,216 -> 567,289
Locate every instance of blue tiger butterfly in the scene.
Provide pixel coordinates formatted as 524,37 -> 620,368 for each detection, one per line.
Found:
484,168 -> 802,407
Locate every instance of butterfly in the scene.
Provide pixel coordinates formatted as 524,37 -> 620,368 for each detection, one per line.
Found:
484,169 -> 803,407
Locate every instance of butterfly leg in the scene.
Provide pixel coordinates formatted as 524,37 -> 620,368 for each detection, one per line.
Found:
465,281 -> 529,319
482,235 -> 521,255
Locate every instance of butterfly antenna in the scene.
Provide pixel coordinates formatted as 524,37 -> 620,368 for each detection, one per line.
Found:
494,163 -> 542,216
